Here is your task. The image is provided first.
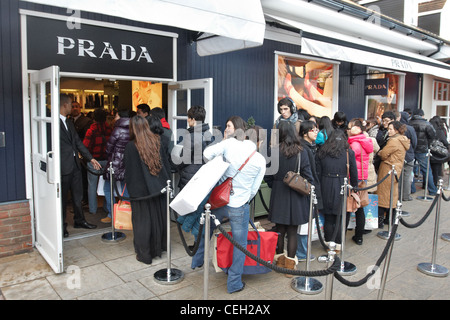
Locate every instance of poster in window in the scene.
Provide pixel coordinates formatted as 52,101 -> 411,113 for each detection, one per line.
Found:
132,81 -> 162,110
277,55 -> 334,119
366,73 -> 399,120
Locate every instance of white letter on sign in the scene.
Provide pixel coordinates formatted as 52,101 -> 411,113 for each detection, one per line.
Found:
57,36 -> 75,55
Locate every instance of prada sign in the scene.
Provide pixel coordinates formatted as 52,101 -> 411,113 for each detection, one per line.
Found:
364,78 -> 389,96
26,15 -> 176,80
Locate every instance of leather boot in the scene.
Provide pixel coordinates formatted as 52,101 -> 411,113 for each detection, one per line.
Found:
284,256 -> 298,278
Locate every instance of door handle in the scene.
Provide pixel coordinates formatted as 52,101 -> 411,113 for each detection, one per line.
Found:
46,151 -> 55,184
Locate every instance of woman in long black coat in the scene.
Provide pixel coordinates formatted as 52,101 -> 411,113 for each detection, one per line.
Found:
316,129 -> 358,247
124,116 -> 171,264
265,121 -> 313,274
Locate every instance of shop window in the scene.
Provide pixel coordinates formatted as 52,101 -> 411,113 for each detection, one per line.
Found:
366,70 -> 402,120
276,54 -> 336,118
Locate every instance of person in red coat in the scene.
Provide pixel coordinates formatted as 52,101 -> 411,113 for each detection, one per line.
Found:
347,118 -> 374,245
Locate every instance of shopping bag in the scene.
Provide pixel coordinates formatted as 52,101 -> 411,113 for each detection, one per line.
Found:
215,221 -> 278,275
97,176 -> 121,197
348,194 -> 378,230
363,194 -> 378,230
170,155 -> 230,215
297,212 -> 324,242
113,200 -> 132,230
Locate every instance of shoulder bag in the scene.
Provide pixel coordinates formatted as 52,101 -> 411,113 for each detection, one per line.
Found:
346,151 -> 361,212
208,150 -> 256,210
283,151 -> 311,196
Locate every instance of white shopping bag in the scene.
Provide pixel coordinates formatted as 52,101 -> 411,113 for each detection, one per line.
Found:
170,155 -> 230,216
298,213 -> 324,242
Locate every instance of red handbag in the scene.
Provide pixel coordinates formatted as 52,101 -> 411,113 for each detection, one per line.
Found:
216,220 -> 279,274
208,151 -> 256,210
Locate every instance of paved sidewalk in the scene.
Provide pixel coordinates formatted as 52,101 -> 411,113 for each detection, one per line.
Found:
0,186 -> 449,301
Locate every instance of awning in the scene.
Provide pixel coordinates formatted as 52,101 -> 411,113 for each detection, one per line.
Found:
23,0 -> 266,55
265,13 -> 450,80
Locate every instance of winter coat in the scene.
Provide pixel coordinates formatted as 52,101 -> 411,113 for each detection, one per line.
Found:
409,115 -> 436,154
177,123 -> 213,190
348,133 -> 374,180
265,147 -> 314,226
316,148 -> 358,216
377,134 -> 410,208
105,117 -> 130,181
366,135 -> 380,193
400,112 -> 417,163
301,139 -> 323,210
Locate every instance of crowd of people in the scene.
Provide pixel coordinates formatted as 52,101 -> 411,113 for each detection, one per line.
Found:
60,92 -> 450,294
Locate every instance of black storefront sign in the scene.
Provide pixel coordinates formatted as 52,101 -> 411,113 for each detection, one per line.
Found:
26,15 -> 175,80
364,78 -> 389,95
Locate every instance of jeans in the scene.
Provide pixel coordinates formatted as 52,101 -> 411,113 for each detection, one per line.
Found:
296,234 -> 308,260
191,203 -> 249,293
412,153 -> 437,195
104,179 -> 129,217
87,160 -> 107,214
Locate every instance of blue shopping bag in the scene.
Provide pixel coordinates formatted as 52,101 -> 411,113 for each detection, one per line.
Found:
348,194 -> 378,230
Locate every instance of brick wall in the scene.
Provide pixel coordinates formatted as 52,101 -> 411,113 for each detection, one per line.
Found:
0,201 -> 33,258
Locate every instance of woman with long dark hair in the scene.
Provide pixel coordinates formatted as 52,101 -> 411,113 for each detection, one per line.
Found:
265,121 -> 314,275
316,129 -> 358,249
124,116 -> 171,264
429,116 -> 449,188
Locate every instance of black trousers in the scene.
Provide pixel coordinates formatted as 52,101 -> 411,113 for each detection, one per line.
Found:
61,162 -> 86,226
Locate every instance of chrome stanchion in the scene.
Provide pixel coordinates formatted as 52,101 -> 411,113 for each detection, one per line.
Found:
291,186 -> 323,295
154,180 -> 185,284
399,161 -> 410,217
445,166 -> 450,191
338,178 -> 357,276
324,242 -> 336,300
417,179 -> 449,277
101,162 -> 126,243
203,204 -> 211,300
417,150 -> 434,201
377,201 -> 402,300
378,166 -> 401,241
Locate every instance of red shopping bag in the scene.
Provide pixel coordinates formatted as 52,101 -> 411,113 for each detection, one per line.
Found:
216,222 -> 278,275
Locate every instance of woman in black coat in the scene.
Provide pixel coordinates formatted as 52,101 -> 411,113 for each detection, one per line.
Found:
429,116 -> 449,188
124,116 -> 171,264
265,121 -> 313,274
316,129 -> 358,247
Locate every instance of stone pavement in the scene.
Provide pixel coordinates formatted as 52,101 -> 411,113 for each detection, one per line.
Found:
0,186 -> 449,301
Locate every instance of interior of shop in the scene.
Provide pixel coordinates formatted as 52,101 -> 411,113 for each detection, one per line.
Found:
60,77 -> 167,239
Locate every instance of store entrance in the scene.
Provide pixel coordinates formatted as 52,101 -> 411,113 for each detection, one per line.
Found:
60,77 -> 169,240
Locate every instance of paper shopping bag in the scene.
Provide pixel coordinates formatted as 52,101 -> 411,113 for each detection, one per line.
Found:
170,155 -> 230,216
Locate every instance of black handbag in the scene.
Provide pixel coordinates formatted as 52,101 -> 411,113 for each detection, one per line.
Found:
430,139 -> 448,158
283,152 -> 311,196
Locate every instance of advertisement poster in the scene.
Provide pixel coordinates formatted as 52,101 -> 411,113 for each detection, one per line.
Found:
132,81 -> 162,110
277,55 -> 334,118
366,72 -> 399,120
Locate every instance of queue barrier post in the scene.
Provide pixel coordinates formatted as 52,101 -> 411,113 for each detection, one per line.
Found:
377,200 -> 402,300
338,178 -> 357,276
291,186 -> 323,295
101,162 -> 126,243
202,204 -> 211,300
325,241 -> 337,300
378,166 -> 401,241
154,180 -> 185,284
417,179 -> 449,277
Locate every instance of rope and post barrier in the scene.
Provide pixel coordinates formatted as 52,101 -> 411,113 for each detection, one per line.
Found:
417,179 -> 449,277
101,162 -> 126,243
291,185 -> 324,295
338,178 -> 357,276
154,180 -> 185,285
378,166 -> 401,241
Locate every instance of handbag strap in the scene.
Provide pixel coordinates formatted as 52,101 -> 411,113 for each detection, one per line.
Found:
233,150 -> 257,178
296,151 -> 301,174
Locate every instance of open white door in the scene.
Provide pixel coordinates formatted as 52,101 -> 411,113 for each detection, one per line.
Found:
30,66 -> 63,273
167,78 -> 213,137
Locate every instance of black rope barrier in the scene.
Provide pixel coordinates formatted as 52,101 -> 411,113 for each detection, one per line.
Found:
442,191 -> 450,202
214,222 -> 342,277
399,194 -> 439,229
352,171 -> 391,192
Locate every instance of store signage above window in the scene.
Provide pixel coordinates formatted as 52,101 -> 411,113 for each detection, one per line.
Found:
26,15 -> 176,80
364,78 -> 389,96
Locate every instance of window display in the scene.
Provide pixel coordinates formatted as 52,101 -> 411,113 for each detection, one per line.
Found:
366,71 -> 400,120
